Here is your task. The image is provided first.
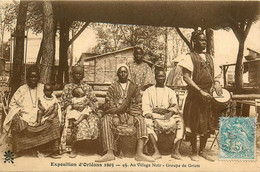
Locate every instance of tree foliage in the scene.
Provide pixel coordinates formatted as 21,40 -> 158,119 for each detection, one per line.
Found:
92,23 -> 190,66
92,23 -> 165,56
1,1 -> 85,35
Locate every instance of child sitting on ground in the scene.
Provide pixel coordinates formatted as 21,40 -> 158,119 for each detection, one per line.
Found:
37,83 -> 59,126
66,87 -> 92,127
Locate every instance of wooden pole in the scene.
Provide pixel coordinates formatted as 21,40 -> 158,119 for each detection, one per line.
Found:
57,20 -> 70,86
206,28 -> 214,57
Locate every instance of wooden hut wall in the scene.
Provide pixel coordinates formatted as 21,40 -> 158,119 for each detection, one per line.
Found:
85,49 -> 134,85
247,60 -> 260,88
84,60 -> 95,82
96,49 -> 133,83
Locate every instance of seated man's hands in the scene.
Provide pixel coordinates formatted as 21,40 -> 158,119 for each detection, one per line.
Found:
164,112 -> 173,120
152,108 -> 170,115
145,113 -> 153,119
112,115 -> 120,126
119,114 -> 127,124
127,115 -> 134,126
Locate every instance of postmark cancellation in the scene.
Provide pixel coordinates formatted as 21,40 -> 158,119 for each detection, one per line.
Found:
219,117 -> 256,161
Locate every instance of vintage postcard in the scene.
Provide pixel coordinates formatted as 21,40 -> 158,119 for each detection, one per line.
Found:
0,0 -> 259,171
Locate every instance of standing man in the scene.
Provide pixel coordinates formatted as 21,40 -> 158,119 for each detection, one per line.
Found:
178,30 -> 222,161
127,47 -> 155,91
96,65 -> 154,162
142,68 -> 184,160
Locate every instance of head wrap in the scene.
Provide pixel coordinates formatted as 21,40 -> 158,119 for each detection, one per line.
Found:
72,65 -> 84,74
116,63 -> 129,73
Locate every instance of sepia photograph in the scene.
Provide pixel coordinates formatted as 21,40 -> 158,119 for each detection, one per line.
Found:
0,0 -> 259,171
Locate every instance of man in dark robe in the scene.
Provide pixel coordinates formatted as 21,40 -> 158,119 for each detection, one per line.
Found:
178,30 -> 222,161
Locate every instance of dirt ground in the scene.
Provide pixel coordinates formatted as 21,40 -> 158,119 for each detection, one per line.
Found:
0,135 -> 259,172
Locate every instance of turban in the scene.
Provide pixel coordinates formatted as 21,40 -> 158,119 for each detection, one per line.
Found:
72,65 -> 84,73
116,63 -> 129,73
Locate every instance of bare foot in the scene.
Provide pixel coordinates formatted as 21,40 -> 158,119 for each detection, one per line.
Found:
152,152 -> 162,160
95,153 -> 115,162
199,151 -> 215,162
49,153 -> 62,159
69,149 -> 77,158
135,153 -> 155,162
171,152 -> 182,160
190,153 -> 199,161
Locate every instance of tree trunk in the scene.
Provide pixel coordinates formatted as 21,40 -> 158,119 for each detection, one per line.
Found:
11,1 -> 28,95
40,1 -> 55,84
235,41 -> 245,90
206,28 -> 214,57
230,19 -> 252,91
57,20 -> 70,86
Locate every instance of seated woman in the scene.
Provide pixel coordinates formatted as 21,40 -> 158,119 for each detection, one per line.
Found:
2,65 -> 61,158
60,65 -> 100,158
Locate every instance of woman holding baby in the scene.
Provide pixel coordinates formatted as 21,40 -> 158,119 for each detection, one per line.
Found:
60,65 -> 101,158
2,65 -> 61,158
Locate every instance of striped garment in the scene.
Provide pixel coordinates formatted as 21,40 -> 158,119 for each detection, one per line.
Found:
101,81 -> 148,152
101,115 -> 147,151
11,115 -> 60,153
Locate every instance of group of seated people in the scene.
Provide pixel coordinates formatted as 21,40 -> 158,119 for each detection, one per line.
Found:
2,32 -> 220,162
1,63 -> 184,162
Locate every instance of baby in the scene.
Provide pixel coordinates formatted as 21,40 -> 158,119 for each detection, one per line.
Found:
37,83 -> 59,126
66,87 -> 92,127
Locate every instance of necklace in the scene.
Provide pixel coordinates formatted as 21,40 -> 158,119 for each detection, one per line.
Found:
155,86 -> 165,108
119,81 -> 129,98
118,81 -> 129,104
28,85 -> 37,108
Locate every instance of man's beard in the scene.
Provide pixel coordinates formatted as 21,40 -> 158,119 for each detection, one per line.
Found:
27,82 -> 38,89
119,78 -> 128,83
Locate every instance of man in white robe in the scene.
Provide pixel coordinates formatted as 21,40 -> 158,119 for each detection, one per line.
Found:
142,68 -> 184,160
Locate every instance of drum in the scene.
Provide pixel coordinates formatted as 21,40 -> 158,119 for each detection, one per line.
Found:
212,88 -> 231,104
153,118 -> 177,155
157,132 -> 175,155
115,125 -> 137,158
